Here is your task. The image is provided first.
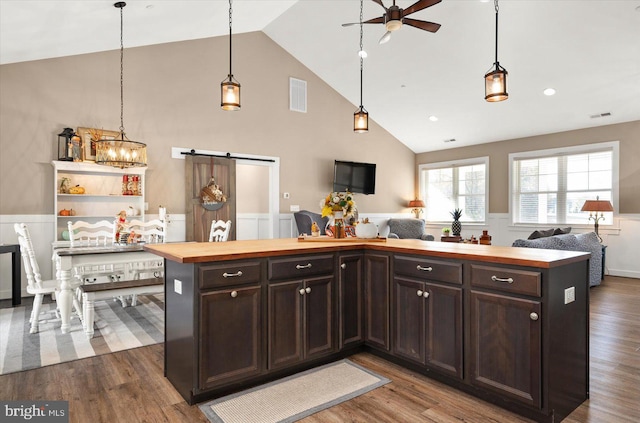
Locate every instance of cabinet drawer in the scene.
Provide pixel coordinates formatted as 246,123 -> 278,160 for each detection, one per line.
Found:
471,264 -> 541,297
394,256 -> 462,285
199,260 -> 262,289
268,254 -> 334,281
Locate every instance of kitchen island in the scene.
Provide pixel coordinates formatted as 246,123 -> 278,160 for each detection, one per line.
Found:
145,238 -> 590,423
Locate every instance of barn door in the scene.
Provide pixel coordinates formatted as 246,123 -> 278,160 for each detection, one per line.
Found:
185,155 -> 236,242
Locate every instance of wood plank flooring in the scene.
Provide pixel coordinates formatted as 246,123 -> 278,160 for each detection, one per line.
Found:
1,275 -> 638,423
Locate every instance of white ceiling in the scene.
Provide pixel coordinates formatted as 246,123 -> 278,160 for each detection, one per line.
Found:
1,0 -> 639,153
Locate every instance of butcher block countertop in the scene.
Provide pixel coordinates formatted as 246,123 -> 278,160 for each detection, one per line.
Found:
144,238 -> 589,269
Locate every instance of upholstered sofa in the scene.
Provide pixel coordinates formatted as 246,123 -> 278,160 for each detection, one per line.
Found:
512,231 -> 602,287
387,218 -> 435,241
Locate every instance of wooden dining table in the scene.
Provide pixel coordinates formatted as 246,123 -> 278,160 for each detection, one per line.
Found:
53,243 -> 160,334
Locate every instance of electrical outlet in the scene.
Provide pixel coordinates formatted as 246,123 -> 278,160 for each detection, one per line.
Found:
283,192 -> 290,199
174,279 -> 182,295
290,205 -> 300,212
564,286 -> 575,304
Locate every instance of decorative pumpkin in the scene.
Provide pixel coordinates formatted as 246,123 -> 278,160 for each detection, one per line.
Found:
69,185 -> 85,194
59,209 -> 71,216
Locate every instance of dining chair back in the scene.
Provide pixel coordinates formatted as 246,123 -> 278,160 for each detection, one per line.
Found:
209,220 -> 232,242
68,220 -> 117,247
126,219 -> 167,244
14,223 -> 82,333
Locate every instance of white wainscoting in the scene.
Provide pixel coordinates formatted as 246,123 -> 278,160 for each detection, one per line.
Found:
2,212 -> 638,300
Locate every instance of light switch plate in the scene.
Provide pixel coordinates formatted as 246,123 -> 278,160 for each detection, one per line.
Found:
564,286 -> 575,304
174,279 -> 182,295
290,205 -> 300,212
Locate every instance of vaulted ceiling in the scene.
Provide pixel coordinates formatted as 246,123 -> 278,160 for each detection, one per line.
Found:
2,0 -> 639,153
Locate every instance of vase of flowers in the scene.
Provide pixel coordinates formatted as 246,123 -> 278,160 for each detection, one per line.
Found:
320,192 -> 356,237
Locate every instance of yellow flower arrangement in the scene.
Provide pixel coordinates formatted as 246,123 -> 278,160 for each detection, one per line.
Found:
320,192 -> 357,218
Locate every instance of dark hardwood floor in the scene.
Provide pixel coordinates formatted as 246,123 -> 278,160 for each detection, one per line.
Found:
1,276 -> 638,423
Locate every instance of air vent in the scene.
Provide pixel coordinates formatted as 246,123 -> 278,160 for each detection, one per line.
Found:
289,77 -> 307,113
444,138 -> 457,143
590,112 -> 612,119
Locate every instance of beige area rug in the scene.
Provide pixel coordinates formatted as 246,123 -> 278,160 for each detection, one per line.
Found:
199,359 -> 390,423
0,294 -> 164,375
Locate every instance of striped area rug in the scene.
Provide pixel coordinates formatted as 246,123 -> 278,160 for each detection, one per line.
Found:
0,294 -> 164,375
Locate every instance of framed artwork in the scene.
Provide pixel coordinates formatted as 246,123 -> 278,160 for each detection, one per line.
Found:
77,127 -> 119,162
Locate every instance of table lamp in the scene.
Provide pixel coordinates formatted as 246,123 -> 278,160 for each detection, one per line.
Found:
408,199 -> 425,219
580,196 -> 614,242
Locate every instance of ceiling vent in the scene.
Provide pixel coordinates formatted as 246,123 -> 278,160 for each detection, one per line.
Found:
590,112 -> 612,119
289,77 -> 307,113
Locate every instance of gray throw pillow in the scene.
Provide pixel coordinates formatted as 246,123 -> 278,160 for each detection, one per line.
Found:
528,228 -> 555,239
554,227 -> 572,235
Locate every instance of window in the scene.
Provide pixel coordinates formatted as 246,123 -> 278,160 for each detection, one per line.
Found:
419,157 -> 488,223
510,142 -> 618,225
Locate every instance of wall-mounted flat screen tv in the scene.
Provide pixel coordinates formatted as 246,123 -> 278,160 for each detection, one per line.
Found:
333,160 -> 376,195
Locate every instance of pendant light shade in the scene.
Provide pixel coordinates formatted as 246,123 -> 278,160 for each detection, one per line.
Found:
354,0 -> 368,133
96,2 -> 147,169
221,0 -> 240,111
484,0 -> 508,102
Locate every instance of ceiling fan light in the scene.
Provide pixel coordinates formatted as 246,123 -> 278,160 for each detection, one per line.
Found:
386,19 -> 402,32
354,106 -> 369,133
484,66 -> 508,102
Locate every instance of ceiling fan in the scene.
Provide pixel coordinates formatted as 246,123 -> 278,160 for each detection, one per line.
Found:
343,0 -> 442,44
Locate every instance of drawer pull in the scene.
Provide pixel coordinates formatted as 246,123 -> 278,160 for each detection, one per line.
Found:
416,265 -> 433,272
305,287 -> 311,294
417,290 -> 424,297
491,275 -> 514,284
341,263 -> 347,269
299,288 -> 306,295
223,271 -> 243,278
296,263 -> 312,270
530,312 -> 539,321
423,291 -> 430,298
230,290 -> 238,298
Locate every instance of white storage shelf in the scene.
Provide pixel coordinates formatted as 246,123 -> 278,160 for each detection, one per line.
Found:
52,160 -> 146,241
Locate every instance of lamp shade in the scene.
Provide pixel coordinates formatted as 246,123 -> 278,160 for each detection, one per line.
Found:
580,199 -> 614,212
408,199 -> 425,208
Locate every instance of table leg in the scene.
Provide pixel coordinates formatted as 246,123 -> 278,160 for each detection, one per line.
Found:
12,248 -> 21,306
58,269 -> 73,334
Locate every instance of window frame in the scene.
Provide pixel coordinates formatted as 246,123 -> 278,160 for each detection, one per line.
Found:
509,141 -> 619,227
418,156 -> 489,225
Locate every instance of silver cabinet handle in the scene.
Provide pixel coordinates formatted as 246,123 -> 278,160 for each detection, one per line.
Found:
530,312 -> 539,321
305,287 -> 311,294
491,275 -> 514,284
230,291 -> 238,298
296,263 -> 312,269
299,288 -> 306,295
423,291 -> 430,298
223,271 -> 243,278
341,263 -> 346,269
417,290 -> 424,297
416,265 -> 433,272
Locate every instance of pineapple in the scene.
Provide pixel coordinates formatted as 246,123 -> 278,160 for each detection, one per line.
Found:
450,208 -> 463,236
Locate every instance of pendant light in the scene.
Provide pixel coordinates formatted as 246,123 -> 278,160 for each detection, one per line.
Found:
221,0 -> 240,111
95,2 -> 147,169
484,0 -> 508,102
354,0 -> 368,132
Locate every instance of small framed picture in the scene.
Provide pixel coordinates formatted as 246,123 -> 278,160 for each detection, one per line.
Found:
77,127 -> 119,162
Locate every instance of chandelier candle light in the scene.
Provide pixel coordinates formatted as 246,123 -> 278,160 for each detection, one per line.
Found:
354,0 -> 368,132
221,0 -> 240,110
95,2 -> 147,169
484,0 -> 508,102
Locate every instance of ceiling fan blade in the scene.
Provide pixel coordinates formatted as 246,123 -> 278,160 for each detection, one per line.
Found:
403,18 -> 441,33
379,31 -> 392,44
403,0 -> 442,17
342,16 -> 385,27
371,0 -> 387,11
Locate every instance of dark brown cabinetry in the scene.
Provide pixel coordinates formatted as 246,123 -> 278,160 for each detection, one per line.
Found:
199,284 -> 262,390
267,255 -> 334,370
392,256 -> 463,379
338,253 -> 364,349
363,253 -> 390,351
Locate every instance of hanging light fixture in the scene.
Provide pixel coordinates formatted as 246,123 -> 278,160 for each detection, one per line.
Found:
484,0 -> 508,102
95,2 -> 147,169
221,0 -> 240,111
354,0 -> 368,132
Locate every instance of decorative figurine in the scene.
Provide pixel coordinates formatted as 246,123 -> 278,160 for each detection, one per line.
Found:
311,221 -> 320,237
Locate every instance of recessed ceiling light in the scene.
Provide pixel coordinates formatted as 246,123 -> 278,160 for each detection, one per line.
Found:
543,88 -> 556,96
429,115 -> 438,122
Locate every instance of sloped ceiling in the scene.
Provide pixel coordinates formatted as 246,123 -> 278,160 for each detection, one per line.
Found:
2,0 -> 639,153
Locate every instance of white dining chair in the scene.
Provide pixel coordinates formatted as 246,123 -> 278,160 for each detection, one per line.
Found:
14,223 -> 83,333
209,220 -> 232,242
68,220 -> 124,284
125,219 -> 167,306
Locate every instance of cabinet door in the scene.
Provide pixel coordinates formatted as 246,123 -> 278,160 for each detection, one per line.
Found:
364,253 -> 390,350
199,285 -> 261,389
425,283 -> 462,379
393,277 -> 425,364
470,291 -> 542,408
338,254 -> 363,348
304,275 -> 334,359
268,280 -> 303,370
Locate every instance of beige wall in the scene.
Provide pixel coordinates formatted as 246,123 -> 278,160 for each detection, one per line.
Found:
415,120 -> 640,214
0,32 -> 415,216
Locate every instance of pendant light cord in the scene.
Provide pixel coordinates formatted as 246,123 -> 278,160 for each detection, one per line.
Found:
228,0 -> 233,78
359,0 -> 364,107
494,0 -> 499,65
119,3 -> 125,137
